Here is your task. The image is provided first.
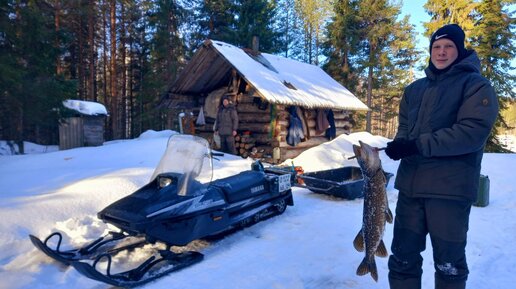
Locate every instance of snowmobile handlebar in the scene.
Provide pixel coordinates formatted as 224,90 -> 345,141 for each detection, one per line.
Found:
210,152 -> 224,157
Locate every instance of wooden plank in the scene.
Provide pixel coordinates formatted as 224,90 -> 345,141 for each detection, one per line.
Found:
238,112 -> 271,123
278,136 -> 329,149
59,117 -> 84,150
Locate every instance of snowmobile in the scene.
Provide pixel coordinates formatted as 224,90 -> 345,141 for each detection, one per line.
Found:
30,134 -> 294,287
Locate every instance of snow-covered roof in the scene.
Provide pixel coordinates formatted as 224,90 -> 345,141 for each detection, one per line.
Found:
210,41 -> 368,110
170,40 -> 369,111
63,99 -> 108,116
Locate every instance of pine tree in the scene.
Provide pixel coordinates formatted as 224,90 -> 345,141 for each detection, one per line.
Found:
137,0 -> 187,133
323,0 -> 419,135
423,0 -> 477,39
294,0 -> 333,64
374,15 -> 420,137
195,0 -> 236,44
276,0 -> 304,59
323,0 -> 361,90
356,0 -> 412,133
0,0 -> 75,149
233,0 -> 281,53
473,0 -> 515,152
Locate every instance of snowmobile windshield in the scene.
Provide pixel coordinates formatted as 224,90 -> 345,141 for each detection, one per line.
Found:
150,134 -> 213,196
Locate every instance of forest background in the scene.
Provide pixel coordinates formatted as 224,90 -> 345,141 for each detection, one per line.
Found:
0,0 -> 514,153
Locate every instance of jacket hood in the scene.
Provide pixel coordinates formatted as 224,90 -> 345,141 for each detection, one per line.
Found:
218,103 -> 236,111
425,50 -> 481,80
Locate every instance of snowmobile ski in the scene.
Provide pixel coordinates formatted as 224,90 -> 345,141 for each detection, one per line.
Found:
71,250 -> 203,288
29,231 -> 146,265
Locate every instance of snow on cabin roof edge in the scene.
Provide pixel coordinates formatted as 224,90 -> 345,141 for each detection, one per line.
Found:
208,40 -> 369,111
63,99 -> 108,116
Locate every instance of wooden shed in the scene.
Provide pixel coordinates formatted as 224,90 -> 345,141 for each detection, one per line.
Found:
161,39 -> 369,163
59,100 -> 108,150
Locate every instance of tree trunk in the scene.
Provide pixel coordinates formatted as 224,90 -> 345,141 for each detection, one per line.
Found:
110,0 -> 118,139
101,1 -> 107,101
88,0 -> 96,101
366,45 -> 374,133
54,0 -> 62,76
120,1 -> 127,138
78,14 -> 85,100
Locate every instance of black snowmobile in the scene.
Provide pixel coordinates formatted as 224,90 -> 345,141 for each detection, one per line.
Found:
30,134 -> 294,287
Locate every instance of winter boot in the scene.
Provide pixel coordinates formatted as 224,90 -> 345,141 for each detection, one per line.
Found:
388,274 -> 421,289
435,273 -> 466,289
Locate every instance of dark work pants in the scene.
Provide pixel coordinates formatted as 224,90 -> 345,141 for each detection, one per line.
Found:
220,135 -> 237,155
388,193 -> 472,289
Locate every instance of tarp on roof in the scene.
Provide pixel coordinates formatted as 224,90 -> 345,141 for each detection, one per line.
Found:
209,40 -> 368,111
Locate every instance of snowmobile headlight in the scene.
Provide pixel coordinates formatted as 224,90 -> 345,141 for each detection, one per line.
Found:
159,177 -> 172,188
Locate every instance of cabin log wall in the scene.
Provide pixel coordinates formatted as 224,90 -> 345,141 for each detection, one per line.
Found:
167,90 -> 355,163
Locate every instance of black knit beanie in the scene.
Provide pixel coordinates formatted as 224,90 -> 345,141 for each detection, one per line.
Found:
429,24 -> 467,60
428,24 -> 468,74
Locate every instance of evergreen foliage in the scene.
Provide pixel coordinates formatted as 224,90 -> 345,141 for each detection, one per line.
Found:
323,0 -> 419,136
233,0 -> 282,53
276,0 -> 304,59
0,0 -> 514,152
294,0 -> 333,64
0,0 -> 76,150
473,0 -> 515,152
195,0 -> 237,44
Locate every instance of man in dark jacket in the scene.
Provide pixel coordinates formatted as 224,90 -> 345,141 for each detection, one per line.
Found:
385,24 -> 498,289
215,95 -> 238,155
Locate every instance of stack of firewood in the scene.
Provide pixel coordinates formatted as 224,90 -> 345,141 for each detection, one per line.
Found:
235,134 -> 257,158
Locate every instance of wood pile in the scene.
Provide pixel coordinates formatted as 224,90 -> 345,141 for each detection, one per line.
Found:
235,133 -> 259,158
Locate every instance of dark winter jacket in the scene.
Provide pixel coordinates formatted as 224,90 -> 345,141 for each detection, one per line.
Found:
287,106 -> 304,146
394,51 -> 498,202
215,105 -> 238,136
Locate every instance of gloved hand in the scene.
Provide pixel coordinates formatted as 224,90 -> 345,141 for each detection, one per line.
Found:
385,138 -> 419,160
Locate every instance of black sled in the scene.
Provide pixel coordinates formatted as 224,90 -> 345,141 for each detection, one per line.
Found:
30,134 -> 294,287
297,166 -> 393,199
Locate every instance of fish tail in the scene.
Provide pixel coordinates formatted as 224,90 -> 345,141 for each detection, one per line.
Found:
356,257 -> 378,282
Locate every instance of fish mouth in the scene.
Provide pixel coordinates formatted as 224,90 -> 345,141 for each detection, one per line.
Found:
352,144 -> 362,158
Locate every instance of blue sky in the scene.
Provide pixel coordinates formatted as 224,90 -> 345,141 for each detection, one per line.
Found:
399,0 -> 432,74
400,0 -> 431,54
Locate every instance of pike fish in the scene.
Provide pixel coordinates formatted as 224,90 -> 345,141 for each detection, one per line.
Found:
352,141 -> 393,282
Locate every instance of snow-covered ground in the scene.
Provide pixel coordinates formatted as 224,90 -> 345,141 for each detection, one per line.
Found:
0,131 -> 515,289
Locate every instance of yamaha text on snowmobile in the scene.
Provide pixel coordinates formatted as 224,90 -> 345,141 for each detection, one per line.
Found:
30,134 -> 294,287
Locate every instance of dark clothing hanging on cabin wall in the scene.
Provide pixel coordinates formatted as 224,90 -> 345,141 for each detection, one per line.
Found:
325,109 -> 336,140
315,109 -> 336,140
287,106 -> 305,146
316,109 -> 330,135
295,106 -> 309,140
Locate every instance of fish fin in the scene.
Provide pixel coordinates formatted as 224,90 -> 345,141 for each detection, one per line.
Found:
353,229 -> 364,252
356,258 -> 369,276
356,257 -> 378,282
386,208 -> 393,224
370,259 -> 378,282
375,240 -> 388,257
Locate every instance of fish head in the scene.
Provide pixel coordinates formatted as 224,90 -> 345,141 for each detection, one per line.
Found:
352,141 -> 382,176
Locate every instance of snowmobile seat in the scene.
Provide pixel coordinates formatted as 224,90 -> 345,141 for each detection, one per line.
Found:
213,170 -> 268,203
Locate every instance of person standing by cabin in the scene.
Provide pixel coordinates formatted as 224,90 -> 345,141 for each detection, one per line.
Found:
384,24 -> 498,289
215,95 -> 238,155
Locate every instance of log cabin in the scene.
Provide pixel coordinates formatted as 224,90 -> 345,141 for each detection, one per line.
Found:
160,39 -> 369,163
